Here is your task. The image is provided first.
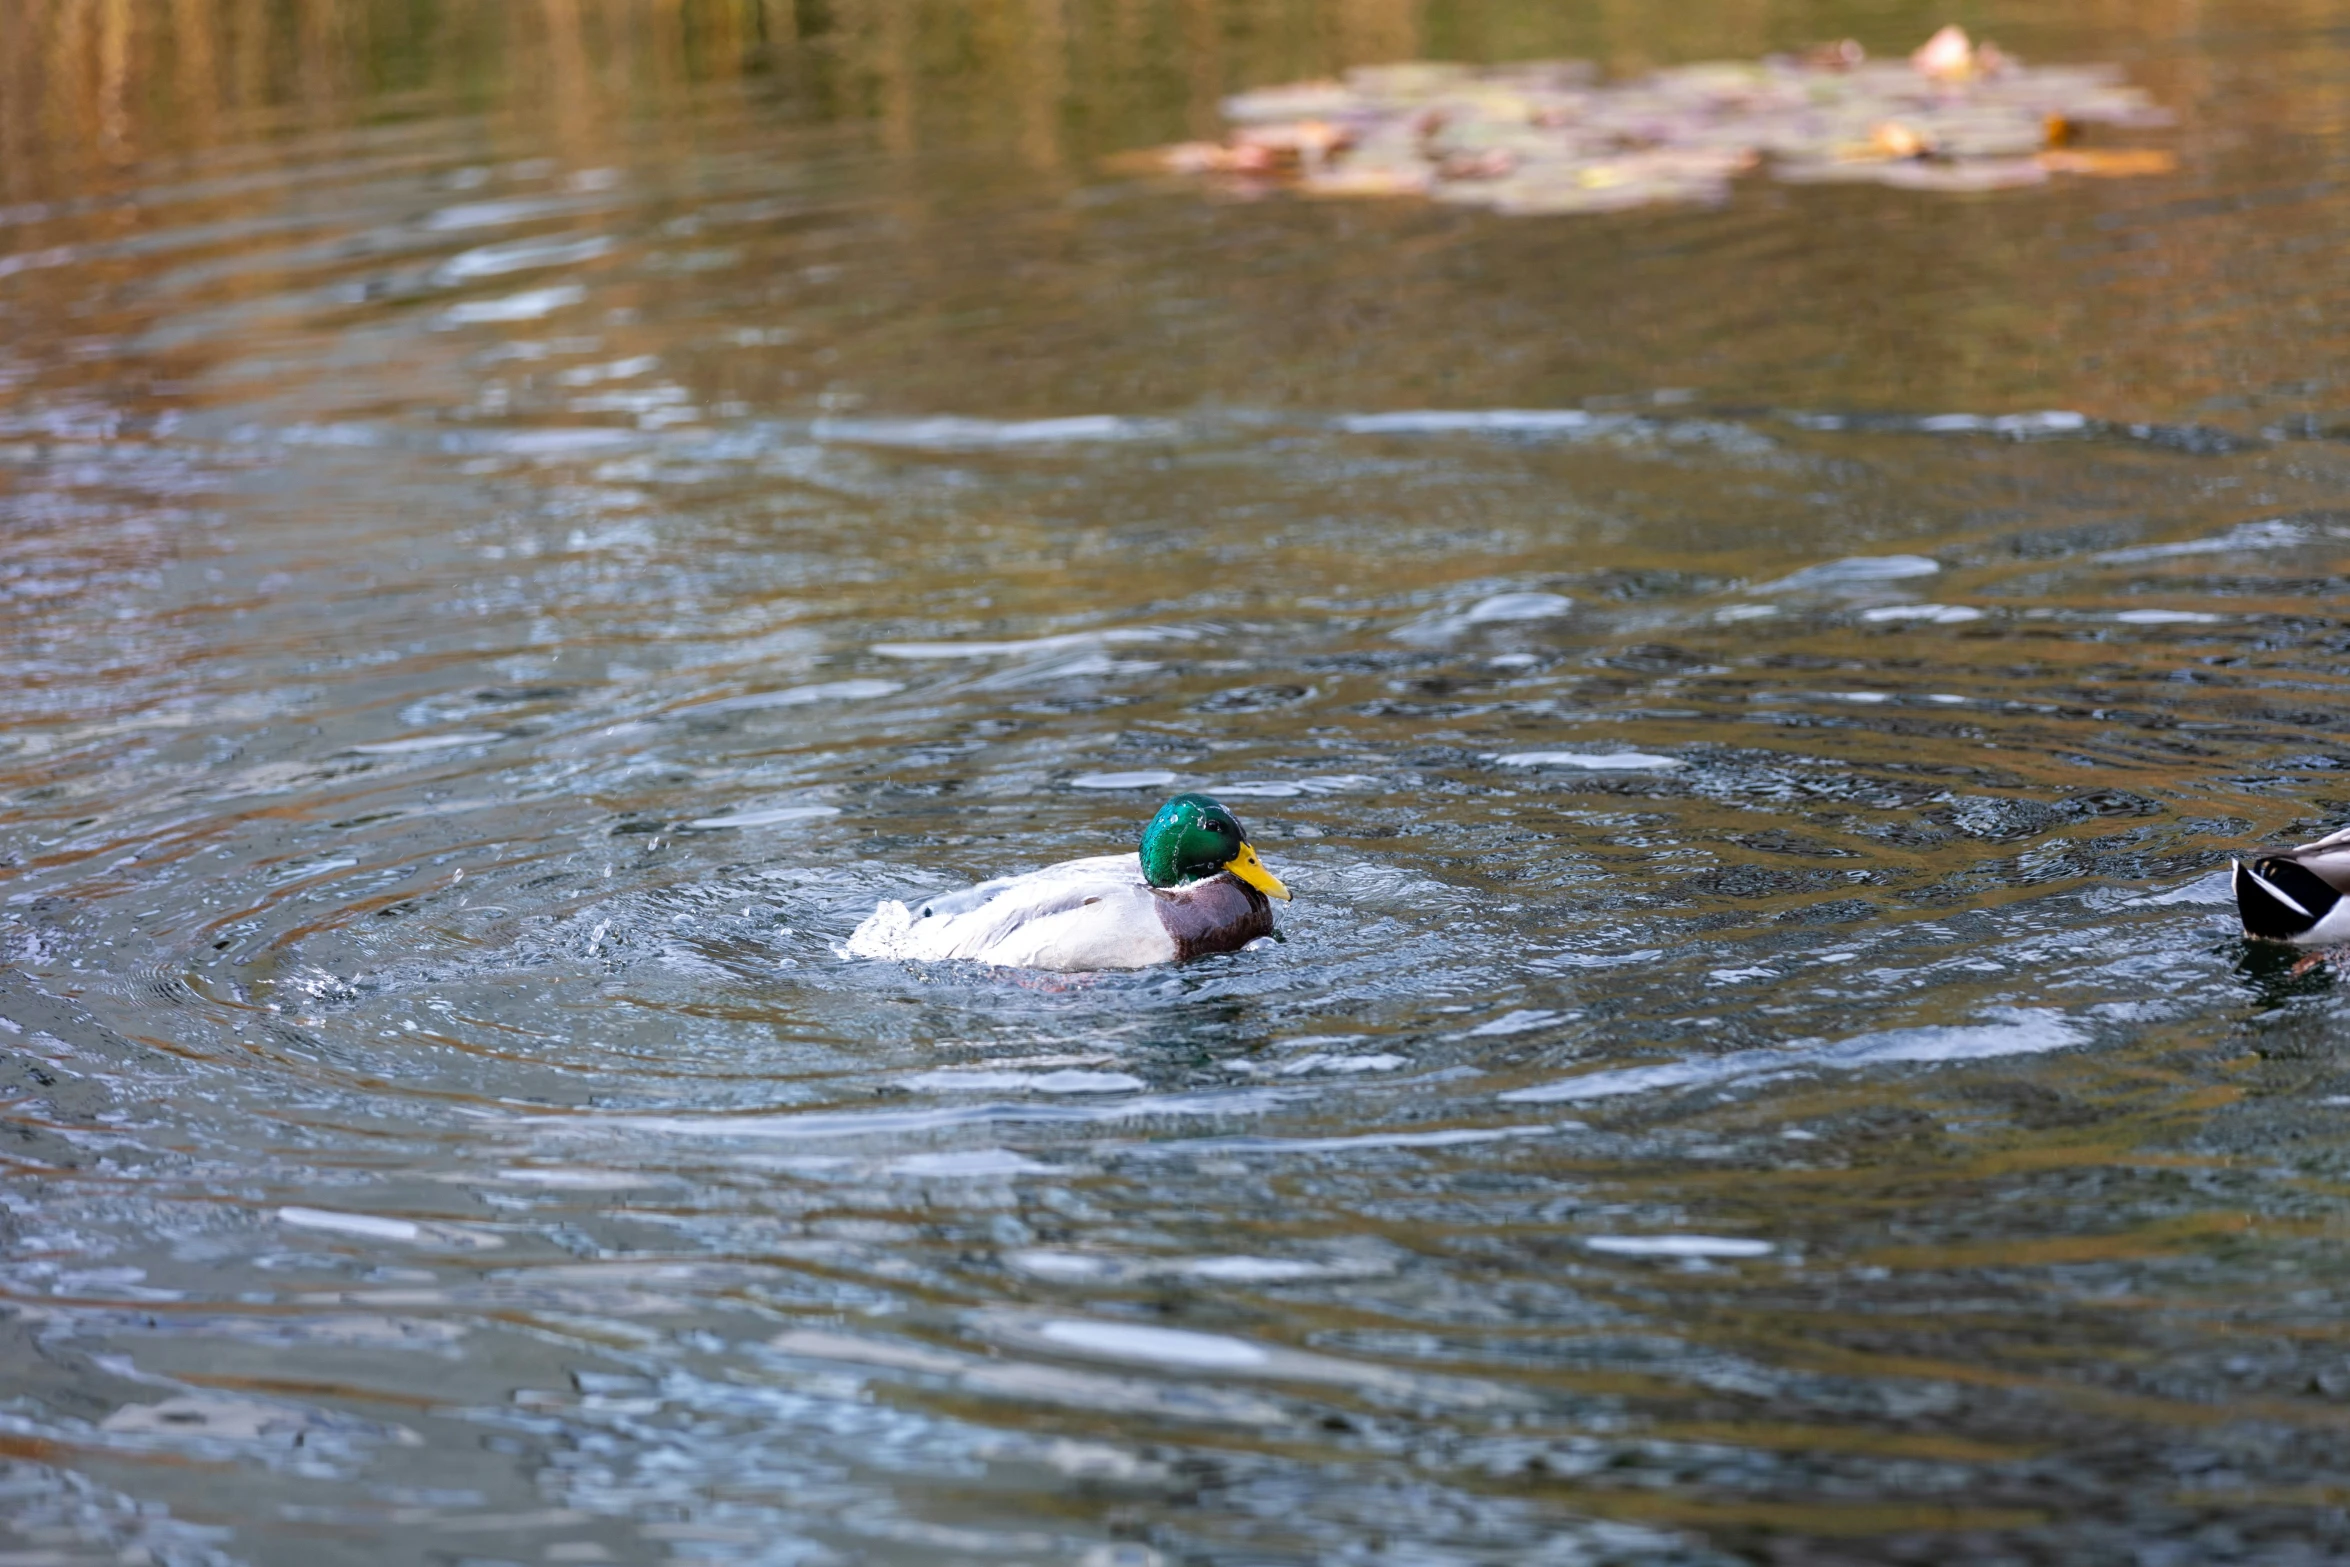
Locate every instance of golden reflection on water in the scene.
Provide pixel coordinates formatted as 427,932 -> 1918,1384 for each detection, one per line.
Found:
0,0 -> 2264,201
14,0 -> 2344,429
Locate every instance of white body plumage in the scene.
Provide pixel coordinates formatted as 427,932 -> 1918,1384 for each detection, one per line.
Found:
847,854 -> 1180,971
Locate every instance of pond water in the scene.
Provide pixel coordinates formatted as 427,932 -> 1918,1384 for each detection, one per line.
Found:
7,2 -> 2350,1563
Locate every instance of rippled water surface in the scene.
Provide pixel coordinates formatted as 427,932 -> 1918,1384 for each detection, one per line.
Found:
10,3 -> 2350,1563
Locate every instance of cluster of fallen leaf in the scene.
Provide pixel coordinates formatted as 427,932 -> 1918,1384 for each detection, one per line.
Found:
1138,28 -> 2175,215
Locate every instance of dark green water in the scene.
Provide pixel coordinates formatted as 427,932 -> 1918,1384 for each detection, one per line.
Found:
6,2 -> 2350,1563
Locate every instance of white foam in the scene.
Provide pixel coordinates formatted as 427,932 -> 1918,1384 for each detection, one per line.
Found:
425,195 -> 577,231
277,421 -> 380,447
1394,590 -> 1574,643
1007,1250 -> 1122,1279
1007,1249 -> 1349,1284
811,415 -> 1173,447
347,731 -> 502,755
903,1069 -> 1033,1093
1269,1053 -> 1406,1075
491,1167 -> 650,1189
1753,554 -> 1940,593
1214,774 -> 1377,799
1037,1319 -> 1271,1370
683,805 -> 841,829
874,628 -> 1181,660
2109,608 -> 2222,624
1033,1070 -> 1146,1094
1178,1256 -> 1335,1281
2095,518 -> 2311,563
1069,771 -> 1179,790
433,233 -> 612,284
438,284 -> 586,325
556,355 -> 658,387
1860,603 -> 1984,624
1502,1060 -> 1714,1102
0,246 -> 75,283
883,1149 -> 1050,1177
469,428 -> 638,456
1489,751 -> 1681,771
1840,1010 -> 2081,1063
1462,591 -> 1574,624
1338,409 -> 1594,434
685,679 -> 902,713
1917,410 -> 2088,437
960,650 -> 1158,691
903,1069 -> 1145,1095
1584,1235 -> 1773,1258
1469,1008 -> 1566,1037
1131,1123 -> 1560,1157
587,1089 -> 1293,1141
278,1207 -> 419,1242
100,1395 -> 334,1443
1536,948 -> 1662,971
1227,1052 -> 1406,1076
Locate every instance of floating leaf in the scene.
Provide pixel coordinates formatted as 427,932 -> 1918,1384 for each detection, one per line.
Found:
1910,25 -> 1978,83
1872,156 -> 2050,192
2040,147 -> 2179,177
1861,121 -> 1933,160
1145,141 -> 1275,176
1134,27 -> 2175,217
1303,164 -> 1433,198
1234,119 -> 1352,164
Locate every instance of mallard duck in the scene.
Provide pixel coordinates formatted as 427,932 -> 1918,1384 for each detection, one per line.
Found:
2234,826 -> 2350,944
846,792 -> 1292,971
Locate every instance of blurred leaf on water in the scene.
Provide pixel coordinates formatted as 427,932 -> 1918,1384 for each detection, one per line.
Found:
1138,26 -> 2176,216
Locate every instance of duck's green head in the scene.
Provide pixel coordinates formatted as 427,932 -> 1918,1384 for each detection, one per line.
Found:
1139,792 -> 1291,900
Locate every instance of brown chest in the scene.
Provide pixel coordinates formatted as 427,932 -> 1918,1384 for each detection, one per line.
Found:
1151,874 -> 1275,961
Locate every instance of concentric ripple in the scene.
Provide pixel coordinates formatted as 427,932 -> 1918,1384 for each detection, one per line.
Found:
8,4 -> 2350,1563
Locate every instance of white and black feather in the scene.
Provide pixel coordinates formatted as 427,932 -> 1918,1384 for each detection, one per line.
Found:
2235,836 -> 2350,945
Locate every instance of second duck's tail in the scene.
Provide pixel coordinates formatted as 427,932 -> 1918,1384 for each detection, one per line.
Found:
2234,856 -> 2344,944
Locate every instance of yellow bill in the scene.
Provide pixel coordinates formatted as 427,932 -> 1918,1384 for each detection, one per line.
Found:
1224,842 -> 1292,901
